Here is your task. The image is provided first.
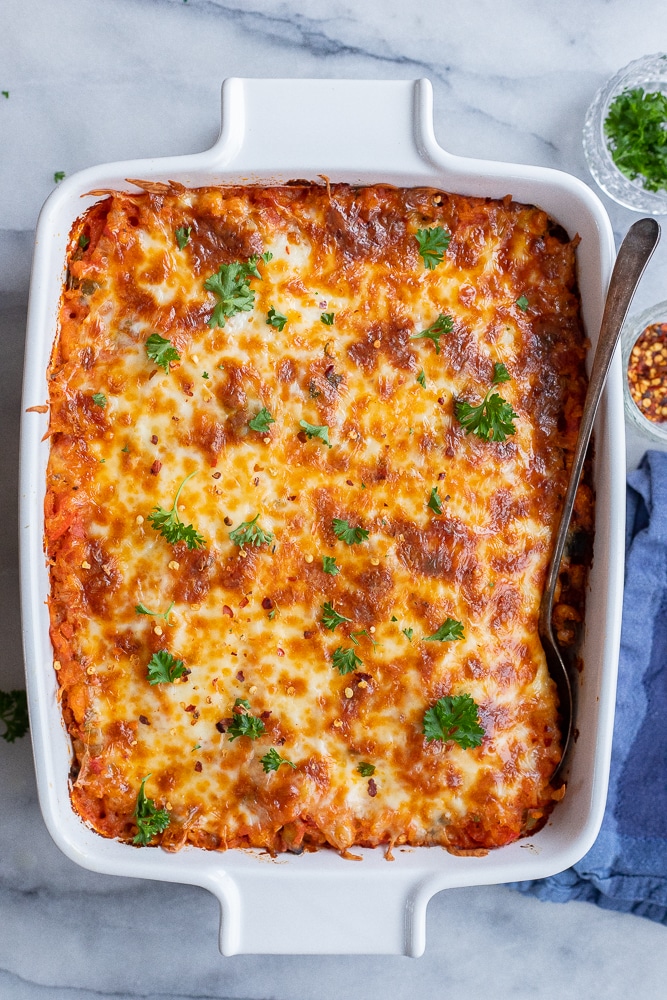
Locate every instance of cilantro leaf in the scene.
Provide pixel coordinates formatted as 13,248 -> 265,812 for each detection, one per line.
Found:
402,627 -> 414,641
261,748 -> 296,773
416,369 -> 426,388
267,307 -> 288,331
229,513 -> 274,548
299,419 -> 331,448
204,258 -> 260,328
91,392 -> 107,408
332,517 -> 369,545
357,761 -> 375,777
321,602 -> 351,631
492,361 -> 511,384
455,390 -> 518,442
604,87 -> 667,193
146,650 -> 186,685
0,689 -> 29,743
515,295 -> 529,312
146,333 -> 180,374
322,555 -> 340,576
133,775 -> 170,845
332,646 -> 362,674
422,694 -> 484,749
415,226 -> 451,269
424,617 -> 465,642
248,407 -> 275,433
227,704 -> 266,742
175,226 -> 191,249
411,313 -> 454,354
135,601 -> 174,625
427,486 -> 443,515
147,472 -> 206,549
321,312 -> 335,326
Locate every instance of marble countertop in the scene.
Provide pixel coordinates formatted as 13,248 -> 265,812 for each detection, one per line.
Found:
2,1 -> 667,997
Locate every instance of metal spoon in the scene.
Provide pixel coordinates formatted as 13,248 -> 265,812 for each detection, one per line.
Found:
539,217 -> 660,780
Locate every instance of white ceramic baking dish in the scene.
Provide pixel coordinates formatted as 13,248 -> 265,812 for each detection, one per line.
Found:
20,78 -> 621,956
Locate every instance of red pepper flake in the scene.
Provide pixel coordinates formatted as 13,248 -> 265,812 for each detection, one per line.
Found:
138,715 -> 150,725
239,597 -> 249,609
150,460 -> 162,475
367,778 -> 377,797
224,516 -> 232,526
277,648 -> 285,657
215,720 -> 226,733
194,760 -> 203,772
437,397 -> 445,405
223,605 -> 234,617
253,477 -> 260,486
437,472 -> 446,480
236,669 -> 245,681
260,710 -> 272,720
262,597 -> 273,610
288,495 -> 297,501
212,471 -> 222,480
183,383 -> 194,397
150,434 -> 158,445
184,704 -> 196,713
346,479 -> 354,486
303,630 -> 315,639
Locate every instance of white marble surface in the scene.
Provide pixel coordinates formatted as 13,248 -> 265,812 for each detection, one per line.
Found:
3,0 -> 667,996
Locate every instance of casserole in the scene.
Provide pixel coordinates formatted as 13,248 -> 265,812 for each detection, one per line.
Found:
20,78 -> 620,955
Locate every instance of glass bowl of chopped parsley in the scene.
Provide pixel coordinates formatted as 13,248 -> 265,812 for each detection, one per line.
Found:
583,53 -> 667,214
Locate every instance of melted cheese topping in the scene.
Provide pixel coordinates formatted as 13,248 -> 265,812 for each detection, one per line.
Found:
46,183 -> 588,855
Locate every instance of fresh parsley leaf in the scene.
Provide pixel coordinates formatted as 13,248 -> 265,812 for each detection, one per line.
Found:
322,555 -> 340,576
234,697 -> 251,709
299,419 -> 331,448
146,333 -> 180,374
227,705 -> 265,742
350,629 -> 377,649
78,234 -> 90,250
357,761 -> 375,777
416,369 -> 426,388
202,371 -> 209,379
175,225 -> 191,249
492,361 -> 511,384
332,646 -> 362,675
148,472 -> 206,549
422,694 -> 484,749
261,251 -> 273,263
402,627 -> 414,641
146,650 -> 186,685
135,601 -> 174,625
91,392 -> 107,408
133,775 -> 170,845
267,306 -> 288,331
0,689 -> 29,743
415,226 -> 451,269
427,486 -> 442,515
455,390 -> 518,442
229,513 -> 274,548
424,617 -> 465,642
1,91 -> 9,99
54,171 -> 65,183
321,602 -> 351,631
332,517 -> 369,545
321,312 -> 335,325
515,295 -> 529,312
248,407 -> 275,433
204,258 -> 260,328
410,313 -> 454,354
260,748 -> 296,772
604,87 -> 667,193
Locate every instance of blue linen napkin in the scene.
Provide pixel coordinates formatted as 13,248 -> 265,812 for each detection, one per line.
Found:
513,449 -> 667,923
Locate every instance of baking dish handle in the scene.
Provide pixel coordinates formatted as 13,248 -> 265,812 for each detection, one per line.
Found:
210,77 -> 435,175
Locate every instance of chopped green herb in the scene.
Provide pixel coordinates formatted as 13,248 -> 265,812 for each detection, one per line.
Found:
148,471 -> 206,549
390,615 -> 398,622
321,602 -> 351,631
332,517 -> 369,545
604,87 -> 667,193
0,689 -> 29,743
321,312 -> 335,325
204,257 -> 260,328
402,627 -> 414,641
267,306 -> 288,331
135,601 -> 175,625
411,313 -> 454,354
54,171 -> 65,183
268,609 -> 277,620
146,650 -> 186,685
332,646 -> 362,675
322,555 -> 340,576
133,775 -> 170,845
357,761 -> 375,777
415,226 -> 451,269
202,371 -> 209,379
261,251 -> 274,263
175,225 -> 191,249
416,369 -> 427,388
1,91 -> 8,99
78,234 -> 90,250
261,748 -> 296,773
229,513 -> 274,548
422,694 -> 484,749
424,617 -> 465,642
91,392 -> 107,408
248,407 -> 275,433
121,444 -> 130,454
146,333 -> 180,374
515,295 -> 529,312
350,629 -> 378,650
227,704 -> 265,742
299,419 -> 331,448
427,486 -> 443,515
455,389 -> 518,442
492,361 -> 511,384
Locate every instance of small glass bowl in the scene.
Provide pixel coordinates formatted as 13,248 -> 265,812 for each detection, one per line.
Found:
583,53 -> 667,214
622,300 -> 667,442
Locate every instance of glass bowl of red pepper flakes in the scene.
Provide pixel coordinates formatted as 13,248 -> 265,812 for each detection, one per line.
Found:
623,301 -> 667,442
